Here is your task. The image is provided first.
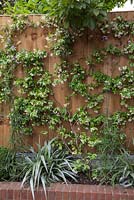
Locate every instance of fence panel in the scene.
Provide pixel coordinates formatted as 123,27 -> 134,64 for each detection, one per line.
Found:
0,12 -> 134,150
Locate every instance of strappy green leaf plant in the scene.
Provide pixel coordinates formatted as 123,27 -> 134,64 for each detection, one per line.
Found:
21,139 -> 77,199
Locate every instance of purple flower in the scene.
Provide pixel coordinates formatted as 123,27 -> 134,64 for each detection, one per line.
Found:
128,40 -> 131,44
101,35 -> 108,41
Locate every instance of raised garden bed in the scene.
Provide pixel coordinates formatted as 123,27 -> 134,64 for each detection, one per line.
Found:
0,182 -> 133,200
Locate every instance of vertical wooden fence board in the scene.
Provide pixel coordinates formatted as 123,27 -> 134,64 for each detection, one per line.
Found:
3,123 -> 10,147
125,122 -> 134,151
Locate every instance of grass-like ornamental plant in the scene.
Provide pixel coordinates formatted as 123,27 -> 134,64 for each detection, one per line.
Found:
91,150 -> 134,187
21,139 -> 77,199
0,147 -> 25,181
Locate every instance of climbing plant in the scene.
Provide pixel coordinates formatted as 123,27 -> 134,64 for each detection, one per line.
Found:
0,14 -> 134,153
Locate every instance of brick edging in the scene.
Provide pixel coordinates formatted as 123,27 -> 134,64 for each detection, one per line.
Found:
0,182 -> 134,200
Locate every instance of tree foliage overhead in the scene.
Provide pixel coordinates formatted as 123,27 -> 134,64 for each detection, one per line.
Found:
1,0 -> 133,29
104,0 -> 130,10
2,0 -> 133,14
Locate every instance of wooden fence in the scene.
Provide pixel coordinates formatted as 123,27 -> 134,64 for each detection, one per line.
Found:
0,12 -> 134,150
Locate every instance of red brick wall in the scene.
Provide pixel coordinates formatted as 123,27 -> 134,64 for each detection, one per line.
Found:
0,182 -> 133,200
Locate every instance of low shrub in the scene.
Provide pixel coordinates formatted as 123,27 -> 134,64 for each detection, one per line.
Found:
0,146 -> 24,181
91,150 -> 134,187
72,122 -> 134,187
0,147 -> 9,180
